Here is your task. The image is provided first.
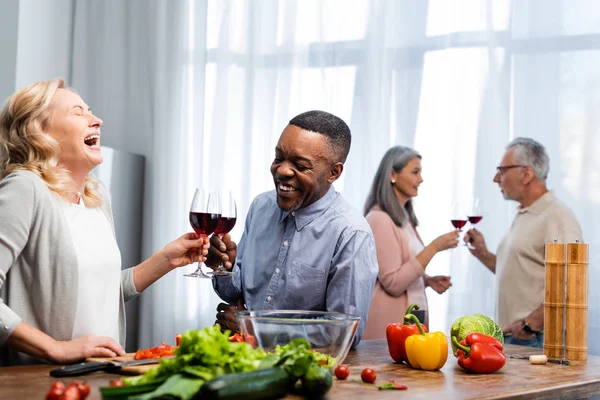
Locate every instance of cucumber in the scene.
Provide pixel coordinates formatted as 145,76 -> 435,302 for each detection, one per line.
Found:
199,367 -> 292,400
301,365 -> 333,398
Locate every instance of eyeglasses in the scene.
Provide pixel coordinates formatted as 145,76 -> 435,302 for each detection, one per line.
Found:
495,165 -> 527,175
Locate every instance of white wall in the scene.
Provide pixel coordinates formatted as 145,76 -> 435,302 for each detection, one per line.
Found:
0,1 -> 19,102
13,0 -> 74,90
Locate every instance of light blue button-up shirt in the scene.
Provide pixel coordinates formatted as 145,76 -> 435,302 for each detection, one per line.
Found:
213,186 -> 378,346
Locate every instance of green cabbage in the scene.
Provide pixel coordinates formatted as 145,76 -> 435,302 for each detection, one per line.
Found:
450,313 -> 504,356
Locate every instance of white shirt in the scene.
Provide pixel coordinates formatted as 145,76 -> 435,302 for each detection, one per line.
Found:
406,225 -> 427,311
61,198 -> 122,342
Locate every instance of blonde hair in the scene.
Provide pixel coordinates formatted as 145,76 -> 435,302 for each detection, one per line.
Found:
0,78 -> 102,207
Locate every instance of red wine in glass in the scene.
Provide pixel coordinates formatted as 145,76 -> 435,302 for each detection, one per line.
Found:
451,219 -> 467,230
212,190 -> 237,276
214,217 -> 237,236
185,188 -> 221,278
190,212 -> 220,235
467,216 -> 483,225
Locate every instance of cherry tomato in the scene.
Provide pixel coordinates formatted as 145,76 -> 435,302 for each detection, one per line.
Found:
175,333 -> 182,346
229,333 -> 244,343
109,379 -> 125,387
46,389 -> 63,400
361,368 -> 377,384
334,365 -> 350,380
244,334 -> 257,348
46,382 -> 66,400
72,380 -> 90,398
58,384 -> 81,400
50,382 -> 66,392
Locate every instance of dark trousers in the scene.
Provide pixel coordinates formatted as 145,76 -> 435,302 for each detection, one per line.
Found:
504,332 -> 544,348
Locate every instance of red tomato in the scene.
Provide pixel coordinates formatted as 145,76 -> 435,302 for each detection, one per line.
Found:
244,334 -> 257,348
334,365 -> 350,380
361,368 -> 377,384
175,334 -> 182,346
72,381 -> 90,398
50,382 -> 66,392
58,384 -> 81,400
109,379 -> 125,387
229,333 -> 244,343
46,389 -> 63,400
46,382 -> 66,400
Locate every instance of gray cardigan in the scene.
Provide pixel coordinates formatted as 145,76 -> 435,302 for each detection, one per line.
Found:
0,170 -> 139,365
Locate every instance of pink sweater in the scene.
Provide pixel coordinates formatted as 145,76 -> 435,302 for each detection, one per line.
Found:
362,207 -> 427,340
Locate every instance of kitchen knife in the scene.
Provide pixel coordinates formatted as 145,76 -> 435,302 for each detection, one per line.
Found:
50,357 -> 167,377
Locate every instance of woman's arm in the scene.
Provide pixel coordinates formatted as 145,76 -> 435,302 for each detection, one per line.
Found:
6,321 -> 125,363
0,174 -> 125,363
131,233 -> 209,292
0,174 -> 35,346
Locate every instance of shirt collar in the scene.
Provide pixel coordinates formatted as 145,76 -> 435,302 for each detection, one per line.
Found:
517,191 -> 554,215
278,186 -> 338,231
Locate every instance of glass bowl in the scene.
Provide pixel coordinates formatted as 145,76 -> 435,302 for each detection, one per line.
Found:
236,310 -> 360,367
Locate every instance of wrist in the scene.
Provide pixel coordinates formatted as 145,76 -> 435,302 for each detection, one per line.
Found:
429,242 -> 441,253
45,339 -> 61,362
155,249 -> 176,271
522,319 -> 541,334
481,249 -> 493,263
423,275 -> 430,287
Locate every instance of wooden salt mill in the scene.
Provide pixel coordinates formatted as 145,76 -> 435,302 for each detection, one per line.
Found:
565,241 -> 589,361
544,241 -> 566,359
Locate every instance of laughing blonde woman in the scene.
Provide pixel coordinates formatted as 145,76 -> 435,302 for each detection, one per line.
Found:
0,79 -> 209,365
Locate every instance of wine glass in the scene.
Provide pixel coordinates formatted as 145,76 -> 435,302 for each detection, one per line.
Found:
466,198 -> 483,247
212,190 -> 237,276
184,188 -> 221,278
450,201 -> 468,249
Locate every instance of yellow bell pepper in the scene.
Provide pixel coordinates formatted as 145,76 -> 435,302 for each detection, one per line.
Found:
404,314 -> 448,371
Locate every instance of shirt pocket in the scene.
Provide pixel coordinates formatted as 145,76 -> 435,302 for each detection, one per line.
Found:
284,260 -> 326,309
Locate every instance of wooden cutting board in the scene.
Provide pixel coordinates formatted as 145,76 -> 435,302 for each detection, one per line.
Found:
85,353 -> 160,375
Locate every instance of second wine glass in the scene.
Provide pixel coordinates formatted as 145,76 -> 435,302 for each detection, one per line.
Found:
465,198 -> 483,247
212,190 -> 237,276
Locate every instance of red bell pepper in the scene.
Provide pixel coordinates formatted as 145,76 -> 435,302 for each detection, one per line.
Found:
452,333 -> 506,373
386,304 -> 428,364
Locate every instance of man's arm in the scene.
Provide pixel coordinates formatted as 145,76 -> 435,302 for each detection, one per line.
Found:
524,304 -> 544,332
464,228 -> 497,273
503,304 -> 544,339
326,230 -> 378,347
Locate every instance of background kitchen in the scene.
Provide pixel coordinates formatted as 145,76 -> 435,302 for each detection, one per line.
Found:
2,0 -> 598,354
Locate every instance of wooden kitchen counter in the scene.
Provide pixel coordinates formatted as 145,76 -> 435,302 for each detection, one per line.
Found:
2,339 -> 599,399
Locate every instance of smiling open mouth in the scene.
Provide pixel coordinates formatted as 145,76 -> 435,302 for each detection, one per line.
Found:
278,183 -> 297,193
84,134 -> 100,148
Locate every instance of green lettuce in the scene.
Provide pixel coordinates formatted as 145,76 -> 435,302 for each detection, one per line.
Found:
123,325 -> 266,386
450,313 -> 504,356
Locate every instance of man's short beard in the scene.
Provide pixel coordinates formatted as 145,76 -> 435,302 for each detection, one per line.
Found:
279,198 -> 303,213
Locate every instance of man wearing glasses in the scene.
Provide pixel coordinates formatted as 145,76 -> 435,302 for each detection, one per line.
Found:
464,138 -> 582,348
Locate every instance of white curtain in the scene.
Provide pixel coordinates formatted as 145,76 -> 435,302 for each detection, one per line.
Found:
69,0 -> 600,353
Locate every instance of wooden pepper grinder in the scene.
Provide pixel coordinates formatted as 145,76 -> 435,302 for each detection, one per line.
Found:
544,241 -> 566,359
565,241 -> 589,361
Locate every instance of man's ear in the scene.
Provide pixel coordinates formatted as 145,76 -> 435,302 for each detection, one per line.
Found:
327,162 -> 344,183
522,166 -> 536,185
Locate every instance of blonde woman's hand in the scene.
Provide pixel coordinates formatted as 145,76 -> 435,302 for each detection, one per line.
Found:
162,232 -> 210,268
431,230 -> 460,252
52,334 -> 125,364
